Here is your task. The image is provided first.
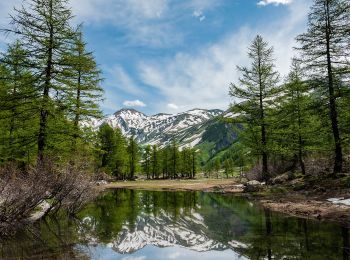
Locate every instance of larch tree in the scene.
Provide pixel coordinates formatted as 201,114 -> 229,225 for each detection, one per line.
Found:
114,128 -> 128,179
296,0 -> 350,174
161,146 -> 170,179
151,145 -> 160,179
274,59 -> 312,175
0,41 -> 37,163
97,123 -> 116,173
61,28 -> 103,148
170,140 -> 179,179
190,148 -> 197,179
127,136 -> 139,180
230,35 -> 279,182
5,0 -> 77,162
142,145 -> 151,179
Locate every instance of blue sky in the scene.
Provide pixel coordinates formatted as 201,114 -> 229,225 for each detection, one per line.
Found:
0,0 -> 311,115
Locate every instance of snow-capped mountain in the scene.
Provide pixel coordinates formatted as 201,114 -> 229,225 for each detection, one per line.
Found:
80,209 -> 249,255
87,108 -> 223,147
109,210 -> 226,254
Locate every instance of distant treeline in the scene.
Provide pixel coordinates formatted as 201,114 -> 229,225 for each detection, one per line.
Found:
96,123 -> 197,180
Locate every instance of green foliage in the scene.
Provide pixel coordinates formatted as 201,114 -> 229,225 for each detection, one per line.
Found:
127,136 -> 140,179
229,35 -> 280,181
296,0 -> 350,173
96,124 -> 129,179
151,145 -> 161,179
227,0 -> 350,177
97,123 -> 117,173
142,145 -> 152,179
61,27 -> 104,145
0,0 -> 103,167
0,41 -> 38,164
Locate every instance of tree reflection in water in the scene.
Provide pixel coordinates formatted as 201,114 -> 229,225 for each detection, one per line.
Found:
0,189 -> 348,259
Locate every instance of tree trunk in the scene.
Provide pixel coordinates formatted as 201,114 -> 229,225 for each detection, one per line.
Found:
9,64 -> 18,159
256,39 -> 269,182
259,63 -> 268,181
73,70 -> 82,144
38,0 -> 54,163
325,0 -> 342,174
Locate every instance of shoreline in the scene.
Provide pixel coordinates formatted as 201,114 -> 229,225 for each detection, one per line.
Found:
100,179 -> 350,225
100,179 -> 243,192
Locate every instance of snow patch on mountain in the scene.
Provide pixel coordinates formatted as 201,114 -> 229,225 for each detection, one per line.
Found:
85,108 -> 223,147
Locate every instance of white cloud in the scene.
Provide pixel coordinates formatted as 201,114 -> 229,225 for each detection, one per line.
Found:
167,103 -> 179,110
107,65 -> 144,96
69,0 -> 168,22
123,100 -> 147,107
193,10 -> 206,22
257,0 -> 293,6
1,0 -> 222,49
139,0 -> 309,112
101,99 -> 120,113
1,0 -> 178,48
69,0 -> 177,48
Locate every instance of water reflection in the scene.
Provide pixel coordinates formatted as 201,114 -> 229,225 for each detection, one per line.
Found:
0,189 -> 349,259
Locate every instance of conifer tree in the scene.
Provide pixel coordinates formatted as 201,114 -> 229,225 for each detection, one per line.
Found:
61,28 -> 103,147
5,0 -> 77,161
0,41 -> 37,164
151,145 -> 160,179
296,0 -> 350,174
161,146 -> 171,179
142,145 -> 151,179
170,141 -> 179,179
223,159 -> 234,178
213,158 -> 221,179
190,149 -> 197,179
114,128 -> 128,179
230,35 -> 279,182
274,59 -> 322,175
127,136 -> 139,180
97,123 -> 116,173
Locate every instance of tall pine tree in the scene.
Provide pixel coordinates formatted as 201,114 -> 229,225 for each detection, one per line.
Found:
61,28 -> 103,147
230,35 -> 279,182
5,0 -> 77,162
0,41 -> 37,164
296,0 -> 350,174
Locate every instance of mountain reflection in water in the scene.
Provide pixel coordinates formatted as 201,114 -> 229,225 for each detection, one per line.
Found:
0,189 -> 349,259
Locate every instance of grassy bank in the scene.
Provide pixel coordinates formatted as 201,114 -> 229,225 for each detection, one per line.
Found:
101,179 -> 243,192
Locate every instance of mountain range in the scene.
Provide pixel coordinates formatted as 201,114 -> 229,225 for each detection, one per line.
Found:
86,108 -> 237,163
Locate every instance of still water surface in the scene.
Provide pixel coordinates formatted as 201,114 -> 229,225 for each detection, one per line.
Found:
1,189 -> 349,259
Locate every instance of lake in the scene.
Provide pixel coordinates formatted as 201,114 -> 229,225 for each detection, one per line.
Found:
0,189 -> 349,259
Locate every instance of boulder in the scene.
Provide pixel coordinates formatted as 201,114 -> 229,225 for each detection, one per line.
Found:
244,180 -> 264,192
271,173 -> 290,185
